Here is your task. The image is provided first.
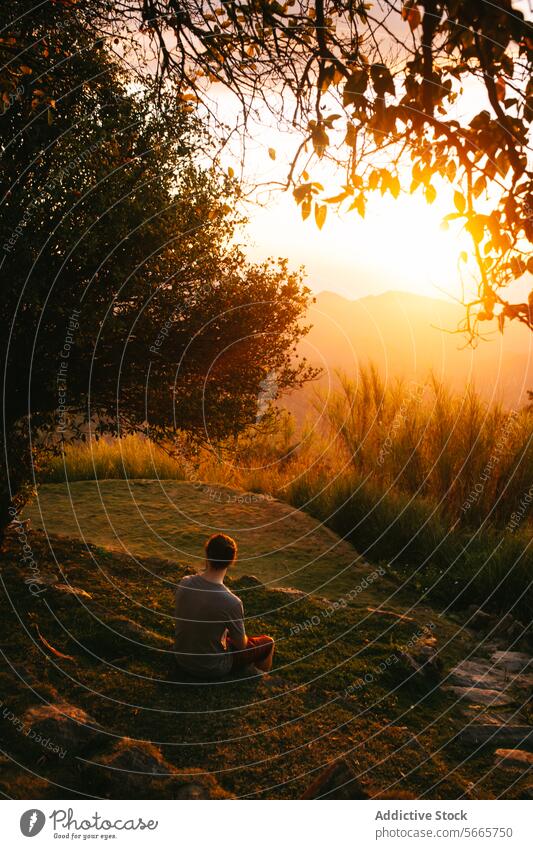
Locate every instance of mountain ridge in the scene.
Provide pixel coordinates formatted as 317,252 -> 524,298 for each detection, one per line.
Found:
291,288 -> 533,410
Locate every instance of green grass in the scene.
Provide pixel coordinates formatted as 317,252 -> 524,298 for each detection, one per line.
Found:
23,479 -> 369,600
1,526 -> 529,800
280,470 -> 533,622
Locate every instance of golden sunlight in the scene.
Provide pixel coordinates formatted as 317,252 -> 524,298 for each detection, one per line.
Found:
246,184 -> 472,302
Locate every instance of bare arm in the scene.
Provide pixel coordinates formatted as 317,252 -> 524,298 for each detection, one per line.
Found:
229,632 -> 248,652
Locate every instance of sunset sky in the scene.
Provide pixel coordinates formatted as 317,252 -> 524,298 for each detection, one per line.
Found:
213,0 -> 533,305
244,186 -> 469,302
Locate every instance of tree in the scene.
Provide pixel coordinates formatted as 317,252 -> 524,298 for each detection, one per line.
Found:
0,3 -> 316,537
95,0 -> 531,338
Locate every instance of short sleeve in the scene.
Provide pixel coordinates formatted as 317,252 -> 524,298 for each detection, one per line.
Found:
226,598 -> 245,642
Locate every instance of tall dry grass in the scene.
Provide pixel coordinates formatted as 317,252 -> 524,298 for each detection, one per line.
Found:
40,367 -> 533,617
42,367 -> 533,531
43,434 -> 189,483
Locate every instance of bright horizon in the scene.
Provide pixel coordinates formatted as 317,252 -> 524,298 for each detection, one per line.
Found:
244,186 -> 470,303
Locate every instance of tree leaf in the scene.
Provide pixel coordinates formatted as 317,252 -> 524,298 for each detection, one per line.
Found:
495,75 -> 506,102
370,63 -> 395,97
446,159 -> 457,181
425,184 -> 437,204
314,203 -> 327,230
473,175 -> 486,198
454,191 -> 466,214
311,124 -> 329,157
323,113 -> 341,128
344,122 -> 357,148
389,174 -> 401,199
466,214 -> 485,243
368,170 -> 380,191
324,191 -> 350,204
348,194 -> 366,218
268,147 -> 276,160
343,69 -> 368,106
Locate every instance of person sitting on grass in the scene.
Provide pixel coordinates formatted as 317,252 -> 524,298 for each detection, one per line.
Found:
174,533 -> 275,678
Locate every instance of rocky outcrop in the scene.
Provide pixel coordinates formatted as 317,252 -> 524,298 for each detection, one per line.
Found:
92,738 -> 234,799
458,718 -> 533,748
23,703 -> 101,755
301,758 -> 368,799
494,749 -> 533,770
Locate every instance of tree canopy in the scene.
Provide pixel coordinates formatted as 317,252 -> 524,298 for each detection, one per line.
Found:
0,2 -> 316,532
90,0 -> 532,338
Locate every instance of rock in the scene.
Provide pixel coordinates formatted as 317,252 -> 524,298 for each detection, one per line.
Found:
23,703 -> 101,755
234,575 -> 263,588
449,658 -> 533,692
495,749 -> 533,769
458,722 -> 533,748
53,584 -> 92,600
171,768 -> 234,800
301,758 -> 368,799
491,651 -> 532,674
276,586 -> 307,601
93,739 -> 234,799
86,606 -> 173,650
174,783 -> 208,799
493,614 -> 525,641
450,659 -> 509,690
506,620 -> 527,643
96,739 -> 172,777
442,686 -> 516,707
399,645 -> 442,683
466,609 -> 497,631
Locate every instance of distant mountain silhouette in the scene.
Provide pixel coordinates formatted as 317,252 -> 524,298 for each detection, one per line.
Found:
286,290 -> 533,415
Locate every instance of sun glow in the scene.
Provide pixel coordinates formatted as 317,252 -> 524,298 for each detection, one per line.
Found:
245,184 -> 472,302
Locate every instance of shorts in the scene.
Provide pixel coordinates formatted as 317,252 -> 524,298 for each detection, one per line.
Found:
227,634 -> 274,671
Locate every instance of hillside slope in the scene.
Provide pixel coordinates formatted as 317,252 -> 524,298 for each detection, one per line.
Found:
1,483 -> 531,799
286,290 -> 533,415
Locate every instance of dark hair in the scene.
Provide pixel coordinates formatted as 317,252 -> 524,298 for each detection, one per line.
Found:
205,533 -> 238,569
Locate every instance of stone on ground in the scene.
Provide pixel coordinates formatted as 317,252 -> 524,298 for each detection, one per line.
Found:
23,703 -> 101,754
443,686 -> 515,707
301,758 -> 368,800
458,717 -> 533,748
490,651 -> 532,674
494,749 -> 533,770
92,739 -> 234,798
450,657 -> 533,689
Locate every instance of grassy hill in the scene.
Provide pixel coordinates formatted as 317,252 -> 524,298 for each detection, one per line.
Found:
0,481 -> 531,799
24,479 -> 370,599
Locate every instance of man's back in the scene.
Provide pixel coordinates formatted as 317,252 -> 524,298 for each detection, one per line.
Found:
174,573 -> 245,677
